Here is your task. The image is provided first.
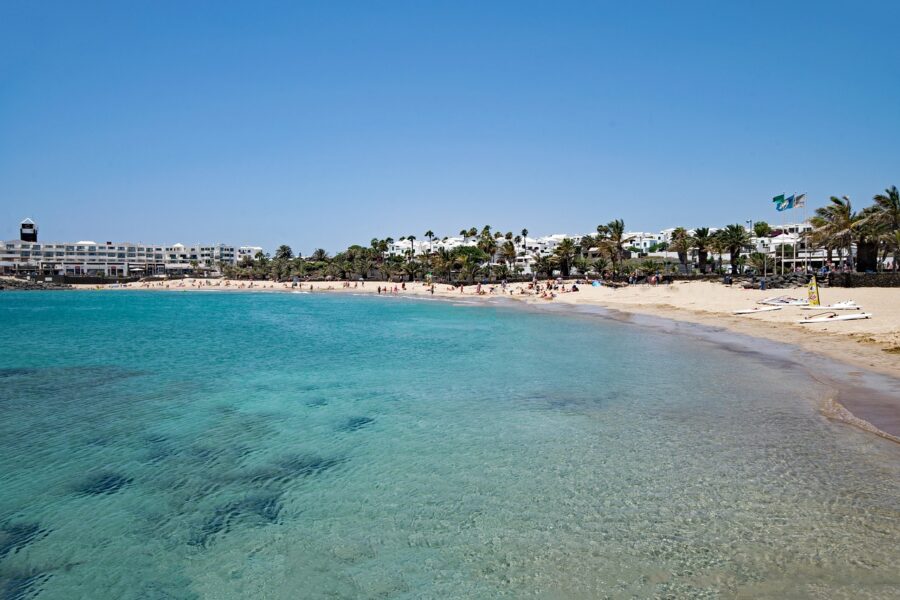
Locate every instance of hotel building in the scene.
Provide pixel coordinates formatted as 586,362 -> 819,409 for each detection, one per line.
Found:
1,219 -> 263,277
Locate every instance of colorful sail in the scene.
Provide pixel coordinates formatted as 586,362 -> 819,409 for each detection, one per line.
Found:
808,275 -> 820,306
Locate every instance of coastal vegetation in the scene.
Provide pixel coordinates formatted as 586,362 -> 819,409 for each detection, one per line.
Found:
218,186 -> 900,282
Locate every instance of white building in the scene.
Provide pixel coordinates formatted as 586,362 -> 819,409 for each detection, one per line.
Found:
625,231 -> 665,252
1,218 -> 263,277
236,246 -> 265,263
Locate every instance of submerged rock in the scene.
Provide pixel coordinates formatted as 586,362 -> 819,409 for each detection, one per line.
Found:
0,569 -> 53,600
190,493 -> 282,546
74,472 -> 133,496
0,522 -> 49,558
339,416 -> 374,432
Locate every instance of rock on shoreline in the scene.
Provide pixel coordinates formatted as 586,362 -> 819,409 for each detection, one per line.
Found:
0,278 -> 72,291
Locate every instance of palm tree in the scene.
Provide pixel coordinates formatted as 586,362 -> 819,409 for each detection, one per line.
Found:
747,251 -> 774,275
521,228 -> 529,253
274,245 -> 293,261
639,259 -> 658,276
433,248 -> 454,282
499,241 -> 517,271
478,236 -> 498,269
457,253 -> 481,283
692,227 -> 712,273
533,255 -> 554,279
552,238 -> 577,277
597,219 -> 632,275
865,185 -> 899,270
310,248 -> 329,262
708,234 -> 727,273
892,231 -> 900,271
810,196 -> 856,270
459,229 -> 468,244
854,207 -> 882,272
717,224 -> 751,274
669,227 -> 692,272
380,255 -> 403,281
401,260 -> 419,281
424,230 -> 435,253
406,235 -> 417,262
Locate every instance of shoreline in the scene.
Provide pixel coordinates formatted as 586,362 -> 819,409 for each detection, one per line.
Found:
527,301 -> 900,445
36,277 -> 900,441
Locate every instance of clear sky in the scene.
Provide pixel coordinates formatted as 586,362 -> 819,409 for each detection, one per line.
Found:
1,1 -> 898,254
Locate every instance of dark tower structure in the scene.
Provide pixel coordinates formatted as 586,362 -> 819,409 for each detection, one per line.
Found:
20,218 -> 37,242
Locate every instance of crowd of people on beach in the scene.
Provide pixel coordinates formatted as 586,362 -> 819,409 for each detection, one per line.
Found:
98,276 -> 588,301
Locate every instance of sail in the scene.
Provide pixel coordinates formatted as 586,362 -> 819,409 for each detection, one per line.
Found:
808,275 -> 821,306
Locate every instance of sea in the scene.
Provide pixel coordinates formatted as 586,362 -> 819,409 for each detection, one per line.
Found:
1,290 -> 898,599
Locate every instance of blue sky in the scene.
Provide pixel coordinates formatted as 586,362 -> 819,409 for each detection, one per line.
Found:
1,1 -> 898,253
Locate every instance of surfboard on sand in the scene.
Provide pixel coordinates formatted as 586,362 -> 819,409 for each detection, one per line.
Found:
797,312 -> 872,324
733,306 -> 783,315
758,296 -> 809,306
800,301 -> 860,311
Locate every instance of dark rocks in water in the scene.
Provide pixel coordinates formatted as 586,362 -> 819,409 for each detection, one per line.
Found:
243,454 -> 343,486
0,365 -> 143,381
0,368 -> 39,379
190,493 -> 282,547
339,416 -> 374,432
0,523 -> 48,559
74,472 -> 133,496
277,455 -> 342,478
0,569 -> 53,600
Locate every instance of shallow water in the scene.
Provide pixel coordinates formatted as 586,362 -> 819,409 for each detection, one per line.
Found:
1,291 -> 898,599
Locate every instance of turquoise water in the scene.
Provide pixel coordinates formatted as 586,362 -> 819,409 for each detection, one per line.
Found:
1,291 -> 898,599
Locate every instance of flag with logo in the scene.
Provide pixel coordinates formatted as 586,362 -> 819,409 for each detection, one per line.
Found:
773,193 -> 797,211
794,193 -> 806,208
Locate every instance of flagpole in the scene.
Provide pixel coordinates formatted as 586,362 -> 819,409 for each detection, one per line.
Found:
780,211 -> 784,277
803,197 -> 808,274
792,199 -> 797,273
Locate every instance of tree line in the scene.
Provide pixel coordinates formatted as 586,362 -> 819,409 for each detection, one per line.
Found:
219,186 -> 899,281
